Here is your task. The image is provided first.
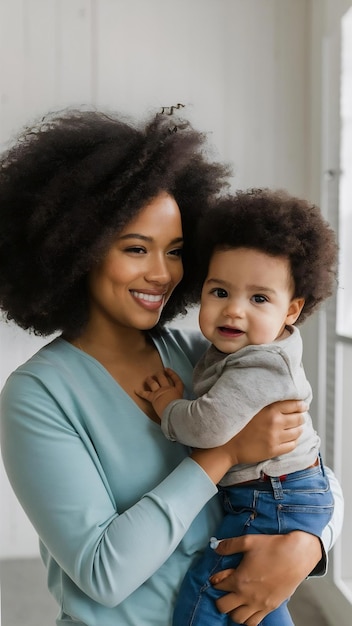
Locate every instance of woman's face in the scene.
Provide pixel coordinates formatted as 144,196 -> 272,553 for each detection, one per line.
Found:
88,192 -> 184,332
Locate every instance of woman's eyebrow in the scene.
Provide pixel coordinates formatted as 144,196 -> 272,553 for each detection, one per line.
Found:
117,233 -> 183,244
118,233 -> 152,242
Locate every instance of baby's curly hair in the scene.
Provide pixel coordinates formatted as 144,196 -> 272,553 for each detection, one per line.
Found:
197,188 -> 338,324
0,108 -> 230,336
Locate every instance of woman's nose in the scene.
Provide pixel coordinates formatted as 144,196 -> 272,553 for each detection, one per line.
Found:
145,254 -> 171,284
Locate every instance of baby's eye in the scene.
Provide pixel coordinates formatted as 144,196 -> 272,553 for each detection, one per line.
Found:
252,294 -> 268,304
211,288 -> 228,298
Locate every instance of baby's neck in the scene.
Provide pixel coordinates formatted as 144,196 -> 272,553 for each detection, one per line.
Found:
275,325 -> 292,342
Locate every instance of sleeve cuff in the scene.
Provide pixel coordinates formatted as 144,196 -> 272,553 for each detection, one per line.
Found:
308,536 -> 328,577
150,456 -> 218,526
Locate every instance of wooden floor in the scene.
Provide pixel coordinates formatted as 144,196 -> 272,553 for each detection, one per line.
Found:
1,558 -> 331,625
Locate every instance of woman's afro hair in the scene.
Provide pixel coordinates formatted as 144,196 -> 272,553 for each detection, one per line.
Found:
196,188 -> 338,324
0,108 -> 230,336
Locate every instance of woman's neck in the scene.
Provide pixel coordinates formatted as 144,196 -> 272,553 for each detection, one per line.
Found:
71,322 -> 152,362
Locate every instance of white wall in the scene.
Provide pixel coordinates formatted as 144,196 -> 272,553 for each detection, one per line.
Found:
0,0 -> 319,559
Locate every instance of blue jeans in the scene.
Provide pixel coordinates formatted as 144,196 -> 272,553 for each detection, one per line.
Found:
173,459 -> 334,626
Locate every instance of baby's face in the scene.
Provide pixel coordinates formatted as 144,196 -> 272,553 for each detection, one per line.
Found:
199,247 -> 304,354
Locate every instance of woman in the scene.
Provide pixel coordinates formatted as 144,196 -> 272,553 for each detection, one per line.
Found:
0,109 -> 343,626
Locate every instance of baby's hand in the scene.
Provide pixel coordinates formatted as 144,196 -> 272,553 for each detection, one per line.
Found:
137,368 -> 184,418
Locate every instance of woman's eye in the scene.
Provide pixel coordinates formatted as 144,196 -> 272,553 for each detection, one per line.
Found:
168,248 -> 183,257
252,294 -> 268,304
211,288 -> 228,298
125,246 -> 146,254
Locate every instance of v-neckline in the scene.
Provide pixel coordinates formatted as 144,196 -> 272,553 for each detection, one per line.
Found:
59,334 -> 169,423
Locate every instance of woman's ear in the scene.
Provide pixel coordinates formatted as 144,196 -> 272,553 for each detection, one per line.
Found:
286,298 -> 305,325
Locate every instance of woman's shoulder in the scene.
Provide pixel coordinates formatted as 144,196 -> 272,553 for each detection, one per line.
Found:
0,338 -> 82,436
1,336 -> 83,395
7,336 -> 74,368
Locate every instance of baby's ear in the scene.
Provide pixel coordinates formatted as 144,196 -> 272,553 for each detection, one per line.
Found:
286,298 -> 305,325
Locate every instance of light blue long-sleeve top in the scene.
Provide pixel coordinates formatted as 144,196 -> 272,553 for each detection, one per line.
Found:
0,327 -> 344,626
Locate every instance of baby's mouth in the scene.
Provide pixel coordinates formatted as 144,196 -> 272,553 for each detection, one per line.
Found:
218,326 -> 244,337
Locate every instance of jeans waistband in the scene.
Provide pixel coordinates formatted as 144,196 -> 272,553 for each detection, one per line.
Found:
233,457 -> 320,488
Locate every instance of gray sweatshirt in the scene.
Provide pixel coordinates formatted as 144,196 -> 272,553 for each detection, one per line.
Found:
161,326 -> 320,486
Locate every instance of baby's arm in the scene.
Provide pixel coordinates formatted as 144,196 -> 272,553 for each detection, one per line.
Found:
158,348 -> 310,448
138,368 -> 184,418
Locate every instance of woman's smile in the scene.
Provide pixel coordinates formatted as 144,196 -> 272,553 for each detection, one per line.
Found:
130,289 -> 167,310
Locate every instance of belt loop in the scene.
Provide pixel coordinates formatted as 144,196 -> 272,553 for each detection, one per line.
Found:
269,476 -> 284,499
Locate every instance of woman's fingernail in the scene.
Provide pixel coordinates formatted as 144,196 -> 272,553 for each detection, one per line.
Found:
209,536 -> 221,549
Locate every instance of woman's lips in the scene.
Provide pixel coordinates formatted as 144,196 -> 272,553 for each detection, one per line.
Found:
130,290 -> 165,310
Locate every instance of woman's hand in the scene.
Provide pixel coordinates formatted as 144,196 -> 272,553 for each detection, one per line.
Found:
231,399 -> 306,465
210,531 -> 322,626
191,400 -> 306,485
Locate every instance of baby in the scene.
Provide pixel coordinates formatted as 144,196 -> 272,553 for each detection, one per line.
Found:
139,188 -> 337,626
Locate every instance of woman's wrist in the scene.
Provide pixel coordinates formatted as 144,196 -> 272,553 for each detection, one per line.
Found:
286,530 -> 322,575
191,445 -> 237,485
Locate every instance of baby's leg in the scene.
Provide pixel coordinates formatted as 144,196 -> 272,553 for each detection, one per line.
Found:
172,491 -> 255,626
